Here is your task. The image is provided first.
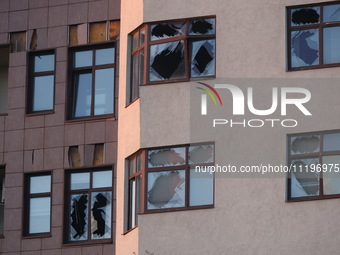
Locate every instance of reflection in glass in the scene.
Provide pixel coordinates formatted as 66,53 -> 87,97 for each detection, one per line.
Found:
290,135 -> 320,155
30,175 -> 51,194
130,157 -> 136,176
147,170 -> 185,209
34,54 -> 54,72
94,68 -> 114,115
132,32 -> 138,50
91,191 -> 111,239
131,54 -> 138,100
33,75 -> 54,111
136,153 -> 142,172
323,132 -> 340,151
75,50 -> 93,68
323,155 -> 340,195
189,144 -> 214,164
70,193 -> 88,241
129,180 -> 136,229
29,197 -> 51,234
71,172 -> 90,190
139,28 -> 145,46
323,27 -> 340,64
92,170 -> 112,188
148,147 -> 186,168
74,73 -> 92,117
189,18 -> 215,35
190,169 -> 213,206
139,49 -> 144,86
191,40 -> 215,77
290,158 -> 319,198
136,176 -> 142,224
95,48 -> 115,65
323,4 -> 340,22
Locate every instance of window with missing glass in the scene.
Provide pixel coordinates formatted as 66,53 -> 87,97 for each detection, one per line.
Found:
288,130 -> 340,201
127,143 -> 214,230
64,167 -> 113,243
287,2 -> 340,70
23,173 -> 52,236
128,17 -> 216,104
27,50 -> 55,114
67,44 -> 115,120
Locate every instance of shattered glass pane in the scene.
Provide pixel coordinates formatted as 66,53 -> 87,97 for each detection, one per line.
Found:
130,157 -> 136,176
93,170 -> 112,188
34,54 -> 55,73
33,75 -> 54,111
323,27 -> 340,64
189,144 -> 214,164
150,21 -> 186,41
147,170 -> 185,209
29,197 -> 51,234
94,68 -> 114,115
290,158 -> 319,198
91,191 -> 111,239
71,172 -> 90,190
89,22 -> 107,43
291,29 -> 319,68
129,180 -> 136,229
95,48 -> 115,65
291,7 -> 320,26
30,175 -> 51,194
189,169 -> 213,206
75,50 -> 93,68
70,193 -> 88,241
323,4 -> 340,22
148,147 -> 186,168
191,40 -> 215,77
149,41 -> 186,81
74,73 -> 92,118
189,18 -> 215,35
290,135 -> 320,155
323,132 -> 340,151
323,155 -> 340,195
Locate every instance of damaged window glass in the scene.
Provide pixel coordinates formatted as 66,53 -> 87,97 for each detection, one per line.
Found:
70,193 -> 88,241
149,41 -> 186,81
150,21 -> 187,41
290,135 -> 320,155
189,18 -> 215,35
291,7 -> 320,26
291,29 -> 319,68
91,191 -> 112,239
290,158 -> 319,198
191,39 -> 215,77
148,147 -> 186,167
147,170 -> 185,209
189,144 -> 214,164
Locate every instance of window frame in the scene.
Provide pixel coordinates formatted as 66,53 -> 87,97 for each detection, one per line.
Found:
127,143 -> 215,230
287,1 -> 340,71
26,49 -> 56,115
287,130 -> 340,202
128,16 -> 216,104
67,42 -> 116,121
63,165 -> 114,245
23,172 -> 52,237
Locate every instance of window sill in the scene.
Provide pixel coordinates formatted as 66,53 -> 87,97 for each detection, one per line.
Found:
0,113 -> 8,116
65,114 -> 116,123
141,205 -> 214,214
62,239 -> 113,247
287,63 -> 340,72
141,75 -> 216,87
22,234 -> 51,239
26,110 -> 54,117
122,225 -> 138,235
125,97 -> 140,108
286,194 -> 340,202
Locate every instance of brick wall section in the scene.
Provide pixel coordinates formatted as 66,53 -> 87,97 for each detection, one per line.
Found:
0,0 -> 120,254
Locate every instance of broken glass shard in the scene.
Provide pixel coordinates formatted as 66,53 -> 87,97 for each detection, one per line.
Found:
189,169 -> 213,206
189,18 -> 215,35
70,193 -> 88,241
191,40 -> 215,77
148,147 -> 186,168
323,4 -> 340,22
290,158 -> 319,198
323,27 -> 340,64
91,191 -> 111,239
290,135 -> 320,155
189,144 -> 214,164
323,155 -> 340,195
150,21 -> 186,41
291,7 -> 320,26
147,170 -> 185,209
291,29 -> 319,68
149,41 -> 186,81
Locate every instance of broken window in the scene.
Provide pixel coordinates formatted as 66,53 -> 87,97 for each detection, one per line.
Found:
67,44 -> 115,120
27,50 -> 55,114
127,16 -> 216,105
65,167 -> 113,243
0,166 -> 5,236
24,173 -> 51,236
288,130 -> 340,201
10,31 -> 26,52
0,46 -> 9,114
127,143 -> 214,229
288,3 -> 340,69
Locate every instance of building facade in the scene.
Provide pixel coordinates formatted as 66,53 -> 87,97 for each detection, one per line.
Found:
1,0 -> 340,254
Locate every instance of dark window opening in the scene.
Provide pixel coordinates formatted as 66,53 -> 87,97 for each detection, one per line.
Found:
0,45 -> 9,114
